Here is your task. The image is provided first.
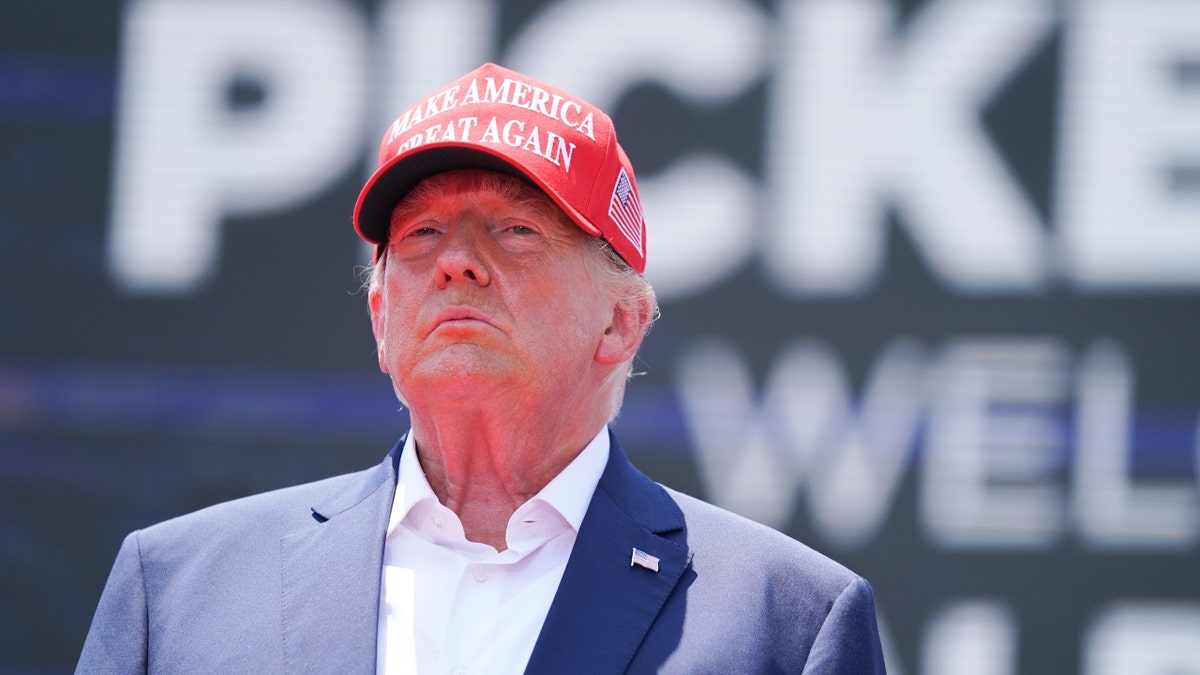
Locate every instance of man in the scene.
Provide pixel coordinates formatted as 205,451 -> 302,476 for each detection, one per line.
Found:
78,63 -> 885,673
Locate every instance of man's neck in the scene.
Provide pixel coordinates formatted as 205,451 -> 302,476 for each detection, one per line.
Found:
406,400 -> 608,551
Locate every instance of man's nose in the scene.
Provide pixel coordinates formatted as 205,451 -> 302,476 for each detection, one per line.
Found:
435,222 -> 491,289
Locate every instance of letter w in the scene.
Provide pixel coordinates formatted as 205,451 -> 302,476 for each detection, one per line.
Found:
676,339 -> 924,548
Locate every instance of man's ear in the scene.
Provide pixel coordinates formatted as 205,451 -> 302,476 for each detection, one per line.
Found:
368,287 -> 389,373
595,297 -> 652,366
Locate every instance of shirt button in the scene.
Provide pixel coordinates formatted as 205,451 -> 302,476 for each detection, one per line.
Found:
432,512 -> 446,528
471,565 -> 488,583
452,668 -> 467,675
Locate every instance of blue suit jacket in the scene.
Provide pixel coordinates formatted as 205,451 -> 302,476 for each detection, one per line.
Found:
78,433 -> 885,673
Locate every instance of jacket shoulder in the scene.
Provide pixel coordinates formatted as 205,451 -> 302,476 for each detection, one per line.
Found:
653,487 -> 884,672
667,488 -> 857,572
663,485 -> 868,611
137,461 -> 387,553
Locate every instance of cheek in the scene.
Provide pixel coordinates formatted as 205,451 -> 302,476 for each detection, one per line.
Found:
538,287 -> 608,352
379,287 -> 421,349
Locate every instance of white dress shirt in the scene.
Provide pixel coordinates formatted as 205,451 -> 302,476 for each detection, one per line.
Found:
376,427 -> 610,675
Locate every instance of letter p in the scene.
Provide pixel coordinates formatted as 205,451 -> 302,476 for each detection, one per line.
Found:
107,0 -> 366,293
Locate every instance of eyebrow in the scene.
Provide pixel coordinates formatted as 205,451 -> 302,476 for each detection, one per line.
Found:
390,189 -> 573,237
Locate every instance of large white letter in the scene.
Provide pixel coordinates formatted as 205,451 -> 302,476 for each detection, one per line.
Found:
108,0 -> 366,293
767,0 -> 1052,295
923,600 -> 1017,675
1084,602 -> 1200,674
923,338 -> 1068,548
505,0 -> 768,300
675,340 -> 810,529
1057,0 -> 1200,289
1073,341 -> 1199,548
803,340 -> 925,548
677,339 -> 923,546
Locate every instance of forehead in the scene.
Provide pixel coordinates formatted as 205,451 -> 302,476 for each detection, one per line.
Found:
389,169 -> 578,233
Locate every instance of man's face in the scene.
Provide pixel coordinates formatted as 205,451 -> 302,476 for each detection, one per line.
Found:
369,169 -> 616,407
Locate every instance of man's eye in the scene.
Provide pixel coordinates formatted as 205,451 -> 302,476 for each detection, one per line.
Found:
508,225 -> 535,234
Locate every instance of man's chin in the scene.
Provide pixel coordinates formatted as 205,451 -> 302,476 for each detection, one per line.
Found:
399,355 -> 524,400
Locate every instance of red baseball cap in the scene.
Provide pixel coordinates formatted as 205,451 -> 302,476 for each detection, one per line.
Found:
353,62 -> 647,274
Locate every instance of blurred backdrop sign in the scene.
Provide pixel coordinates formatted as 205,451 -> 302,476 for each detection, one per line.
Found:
2,0 -> 1198,672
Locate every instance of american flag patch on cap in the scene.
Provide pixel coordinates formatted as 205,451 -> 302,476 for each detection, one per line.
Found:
608,168 -> 645,257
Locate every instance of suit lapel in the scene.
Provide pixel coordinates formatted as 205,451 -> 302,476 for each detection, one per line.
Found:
525,434 -> 691,674
279,442 -> 402,671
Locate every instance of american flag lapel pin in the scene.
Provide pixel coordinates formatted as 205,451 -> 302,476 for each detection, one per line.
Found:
631,547 -> 660,573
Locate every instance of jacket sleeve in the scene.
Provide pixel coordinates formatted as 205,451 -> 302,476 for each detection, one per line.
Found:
76,532 -> 149,674
802,576 -> 887,674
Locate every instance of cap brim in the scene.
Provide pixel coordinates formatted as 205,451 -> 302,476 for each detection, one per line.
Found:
354,145 -> 541,247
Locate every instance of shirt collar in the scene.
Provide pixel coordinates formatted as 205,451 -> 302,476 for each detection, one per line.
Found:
521,425 -> 609,533
386,426 -> 611,537
385,431 -> 439,536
